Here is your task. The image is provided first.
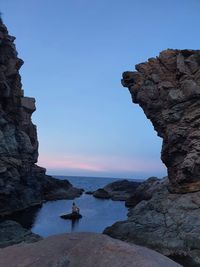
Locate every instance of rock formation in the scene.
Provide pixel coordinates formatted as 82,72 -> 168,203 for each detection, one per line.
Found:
0,220 -> 41,248
125,176 -> 160,207
0,19 -> 82,215
93,179 -> 141,200
0,232 -> 181,267
122,49 -> 200,193
104,178 -> 200,266
103,50 -> 200,266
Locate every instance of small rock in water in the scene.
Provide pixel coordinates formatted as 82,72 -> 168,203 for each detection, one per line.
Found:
60,213 -> 82,220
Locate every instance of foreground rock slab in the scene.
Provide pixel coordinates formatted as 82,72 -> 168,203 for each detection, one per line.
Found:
122,49 -> 200,192
104,178 -> 200,267
0,232 -> 181,267
0,220 -> 41,248
93,179 -> 141,200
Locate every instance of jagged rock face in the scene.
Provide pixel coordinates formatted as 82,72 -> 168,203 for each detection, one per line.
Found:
122,49 -> 200,193
0,20 -> 82,215
0,19 -> 43,213
104,178 -> 200,266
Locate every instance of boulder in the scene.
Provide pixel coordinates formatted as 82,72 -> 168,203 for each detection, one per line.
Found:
0,220 -> 41,248
42,176 -> 83,201
93,179 -> 141,200
93,188 -> 110,199
0,232 -> 181,267
122,49 -> 200,193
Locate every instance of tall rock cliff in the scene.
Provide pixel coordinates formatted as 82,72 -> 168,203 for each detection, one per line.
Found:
104,50 -> 200,265
0,19 -> 82,215
122,49 -> 200,193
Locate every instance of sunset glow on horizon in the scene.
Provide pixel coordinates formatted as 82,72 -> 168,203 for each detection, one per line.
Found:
38,153 -> 166,178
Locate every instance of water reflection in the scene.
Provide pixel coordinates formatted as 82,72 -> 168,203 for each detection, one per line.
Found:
31,194 -> 127,237
71,219 -> 80,232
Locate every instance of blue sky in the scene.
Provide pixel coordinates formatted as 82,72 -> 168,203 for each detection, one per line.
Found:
1,0 -> 200,178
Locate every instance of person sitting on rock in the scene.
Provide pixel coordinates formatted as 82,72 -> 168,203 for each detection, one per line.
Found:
72,202 -> 80,214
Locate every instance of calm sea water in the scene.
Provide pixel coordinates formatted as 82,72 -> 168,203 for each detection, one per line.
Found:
31,176 -> 129,237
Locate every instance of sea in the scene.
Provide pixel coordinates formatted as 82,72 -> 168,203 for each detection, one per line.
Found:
29,176 -> 134,237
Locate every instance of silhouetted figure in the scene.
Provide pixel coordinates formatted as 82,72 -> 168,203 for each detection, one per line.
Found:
72,202 -> 80,214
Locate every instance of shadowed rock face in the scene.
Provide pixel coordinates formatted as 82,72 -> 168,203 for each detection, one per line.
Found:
93,179 -> 141,200
0,20 -> 82,215
122,49 -> 200,193
104,178 -> 200,266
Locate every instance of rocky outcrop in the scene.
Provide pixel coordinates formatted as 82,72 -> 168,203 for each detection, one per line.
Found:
125,176 -> 160,207
42,176 -> 83,201
93,179 -> 141,200
104,178 -> 200,266
122,49 -> 200,193
0,220 -> 41,248
0,232 -> 181,267
0,19 -> 82,215
93,188 -> 110,199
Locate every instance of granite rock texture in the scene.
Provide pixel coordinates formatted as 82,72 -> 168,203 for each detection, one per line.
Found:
0,220 -> 41,248
125,176 -> 160,207
0,19 -> 82,215
122,49 -> 200,193
104,178 -> 200,266
0,232 -> 181,267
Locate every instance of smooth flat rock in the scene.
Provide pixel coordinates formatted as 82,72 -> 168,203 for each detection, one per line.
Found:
60,212 -> 82,220
0,232 -> 181,267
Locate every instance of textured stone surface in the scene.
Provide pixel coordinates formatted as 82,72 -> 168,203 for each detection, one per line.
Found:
0,220 -> 41,248
0,232 -> 181,267
122,49 -> 200,193
104,178 -> 200,266
93,179 -> 141,200
125,176 -> 160,207
0,19 -> 82,215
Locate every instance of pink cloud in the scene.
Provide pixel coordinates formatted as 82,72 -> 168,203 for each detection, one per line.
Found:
38,153 -> 165,174
38,155 -> 105,172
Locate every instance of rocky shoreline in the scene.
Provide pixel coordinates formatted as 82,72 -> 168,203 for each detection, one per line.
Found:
104,177 -> 200,266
